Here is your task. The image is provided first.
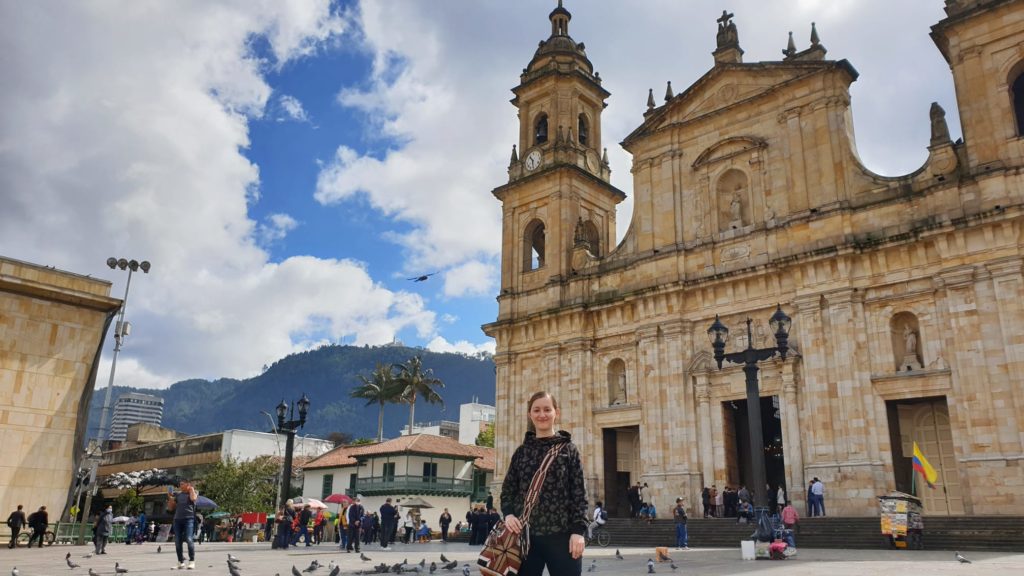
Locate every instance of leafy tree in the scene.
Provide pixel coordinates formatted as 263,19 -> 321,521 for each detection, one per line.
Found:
326,431 -> 354,447
198,455 -> 279,514
113,488 -> 143,515
350,363 -> 404,441
475,423 -> 494,447
394,356 -> 445,436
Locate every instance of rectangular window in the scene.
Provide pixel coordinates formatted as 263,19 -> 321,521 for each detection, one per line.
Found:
422,462 -> 438,483
321,474 -> 333,500
383,462 -> 396,482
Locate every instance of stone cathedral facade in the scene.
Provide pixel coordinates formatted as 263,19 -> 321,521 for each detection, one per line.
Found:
483,0 -> 1024,517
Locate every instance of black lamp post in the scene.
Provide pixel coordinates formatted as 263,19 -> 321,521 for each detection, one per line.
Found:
708,305 -> 791,540
275,394 -> 310,508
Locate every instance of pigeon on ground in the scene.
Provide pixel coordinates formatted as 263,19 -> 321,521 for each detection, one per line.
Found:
419,559 -> 426,567
429,561 -> 437,574
228,554 -> 241,563
439,553 -> 450,563
647,558 -> 655,574
328,565 -> 340,576
157,545 -> 161,553
11,567 -> 18,576
115,562 -> 129,574
956,551 -> 972,564
670,561 -> 679,571
615,549 -> 624,560
361,552 -> 372,562
228,560 -> 243,571
302,560 -> 318,573
292,565 -> 303,576
229,565 -> 243,576
67,552 -> 81,569
461,565 -> 471,576
84,553 -> 94,559
88,569 -> 100,576
441,560 -> 458,571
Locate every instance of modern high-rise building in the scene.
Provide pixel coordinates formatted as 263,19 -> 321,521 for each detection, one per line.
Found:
109,392 -> 164,442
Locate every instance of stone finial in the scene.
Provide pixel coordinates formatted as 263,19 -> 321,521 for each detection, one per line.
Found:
716,10 -> 738,48
510,144 -> 518,165
664,81 -> 674,102
567,127 -> 574,144
930,102 -> 951,145
647,88 -> 655,111
810,22 -> 820,46
783,31 -> 796,58
602,147 -> 609,164
557,125 -> 565,143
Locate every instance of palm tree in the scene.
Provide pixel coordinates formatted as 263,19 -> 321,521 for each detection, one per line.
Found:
394,356 -> 445,435
350,363 -> 402,442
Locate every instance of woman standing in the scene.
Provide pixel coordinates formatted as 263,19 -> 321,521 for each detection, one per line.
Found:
500,391 -> 588,576
168,480 -> 198,569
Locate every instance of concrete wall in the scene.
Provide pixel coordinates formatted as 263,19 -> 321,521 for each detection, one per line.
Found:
0,256 -> 120,522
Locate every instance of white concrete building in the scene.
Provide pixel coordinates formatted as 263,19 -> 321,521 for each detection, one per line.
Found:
302,434 -> 495,528
109,392 -> 164,442
458,402 -> 495,445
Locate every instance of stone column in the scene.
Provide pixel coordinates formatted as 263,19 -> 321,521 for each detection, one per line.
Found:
977,261 -> 1023,454
492,351 -> 515,502
696,373 -> 714,490
780,361 -> 805,513
792,294 -> 834,461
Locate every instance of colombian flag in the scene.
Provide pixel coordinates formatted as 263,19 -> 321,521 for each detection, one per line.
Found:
912,442 -> 938,489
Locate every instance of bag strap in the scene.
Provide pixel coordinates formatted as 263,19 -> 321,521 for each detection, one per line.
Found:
520,444 -> 563,524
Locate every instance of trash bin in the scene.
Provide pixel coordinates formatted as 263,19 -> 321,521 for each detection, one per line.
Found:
878,491 -> 923,549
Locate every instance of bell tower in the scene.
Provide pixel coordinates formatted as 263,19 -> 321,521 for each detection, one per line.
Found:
492,1 -> 625,314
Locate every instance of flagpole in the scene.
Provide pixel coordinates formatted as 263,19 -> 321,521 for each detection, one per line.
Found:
911,465 -> 916,496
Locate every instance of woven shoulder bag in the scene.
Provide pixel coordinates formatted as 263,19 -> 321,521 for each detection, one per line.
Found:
477,443 -> 563,576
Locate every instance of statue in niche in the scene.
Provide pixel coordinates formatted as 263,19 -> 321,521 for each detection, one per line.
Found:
900,324 -> 923,371
729,192 -> 744,229
614,373 -> 626,405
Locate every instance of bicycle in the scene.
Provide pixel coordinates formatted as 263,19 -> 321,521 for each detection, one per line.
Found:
16,529 -> 56,547
585,524 -> 610,547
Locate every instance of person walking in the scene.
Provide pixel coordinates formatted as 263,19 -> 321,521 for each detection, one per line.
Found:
701,486 -> 711,518
26,506 -> 48,548
379,499 -> 396,549
168,479 -> 198,569
345,497 -> 364,553
403,510 -> 416,544
500,391 -> 588,576
297,504 -> 313,546
94,506 -> 112,555
6,505 -> 27,549
438,508 -> 452,543
672,498 -> 689,551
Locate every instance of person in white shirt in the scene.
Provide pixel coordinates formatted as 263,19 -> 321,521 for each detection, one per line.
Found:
810,478 -> 825,517
588,501 -> 606,539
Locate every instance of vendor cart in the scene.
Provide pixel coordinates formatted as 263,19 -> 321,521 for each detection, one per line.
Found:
878,491 -> 923,549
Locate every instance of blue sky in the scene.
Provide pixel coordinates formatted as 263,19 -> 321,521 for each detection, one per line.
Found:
0,0 -> 958,388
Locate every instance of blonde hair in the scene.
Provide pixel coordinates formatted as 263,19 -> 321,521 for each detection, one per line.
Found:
526,391 -> 559,434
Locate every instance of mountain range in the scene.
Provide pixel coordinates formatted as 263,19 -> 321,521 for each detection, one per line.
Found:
86,344 -> 496,441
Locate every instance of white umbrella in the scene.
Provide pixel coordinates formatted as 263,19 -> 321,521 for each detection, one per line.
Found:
292,497 -> 327,510
111,516 -> 132,523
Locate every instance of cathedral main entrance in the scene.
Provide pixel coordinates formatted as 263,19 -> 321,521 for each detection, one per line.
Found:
885,396 -> 964,515
602,426 -> 640,518
722,396 -> 787,499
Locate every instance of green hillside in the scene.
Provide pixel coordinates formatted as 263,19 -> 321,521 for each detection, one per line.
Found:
86,345 -> 495,441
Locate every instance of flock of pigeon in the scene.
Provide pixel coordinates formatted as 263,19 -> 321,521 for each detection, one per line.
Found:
6,548 -> 977,575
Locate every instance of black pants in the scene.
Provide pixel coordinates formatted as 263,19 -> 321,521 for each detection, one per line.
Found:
380,522 -> 393,547
28,527 -> 45,547
346,523 -> 360,552
519,532 -> 581,576
8,527 -> 20,548
440,525 -> 449,541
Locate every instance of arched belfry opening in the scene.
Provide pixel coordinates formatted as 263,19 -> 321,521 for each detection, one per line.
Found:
523,219 -> 546,271
535,114 -> 549,145
578,113 -> 589,146
1011,66 -> 1024,136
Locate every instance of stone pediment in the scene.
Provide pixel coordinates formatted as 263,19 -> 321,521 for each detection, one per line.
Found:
623,61 -> 855,148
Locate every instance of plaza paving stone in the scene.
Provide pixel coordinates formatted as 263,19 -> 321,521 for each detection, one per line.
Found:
1,540 -> 1021,575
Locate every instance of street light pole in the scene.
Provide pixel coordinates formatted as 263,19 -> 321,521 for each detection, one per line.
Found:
274,394 -> 310,509
708,305 -> 791,540
97,257 -> 151,444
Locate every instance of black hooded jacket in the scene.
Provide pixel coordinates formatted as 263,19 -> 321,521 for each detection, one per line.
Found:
500,430 -> 588,536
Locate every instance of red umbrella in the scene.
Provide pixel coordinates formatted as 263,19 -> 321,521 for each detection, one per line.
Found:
324,493 -> 353,505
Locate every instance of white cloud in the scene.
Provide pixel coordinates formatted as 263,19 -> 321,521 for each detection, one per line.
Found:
443,260 -> 496,299
426,336 -> 495,357
0,0 -> 429,384
278,94 -> 310,123
257,213 -> 299,244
